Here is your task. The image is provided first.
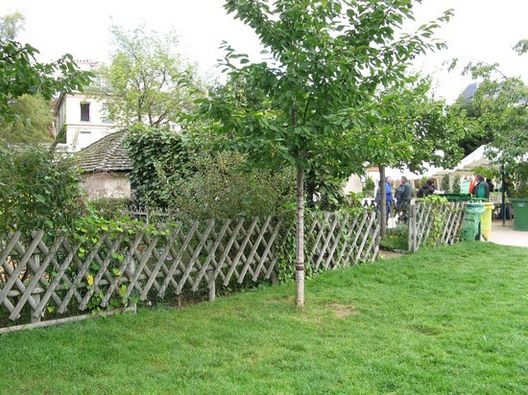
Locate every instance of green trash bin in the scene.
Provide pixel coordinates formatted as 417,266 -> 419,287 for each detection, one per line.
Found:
461,203 -> 485,241
512,198 -> 528,231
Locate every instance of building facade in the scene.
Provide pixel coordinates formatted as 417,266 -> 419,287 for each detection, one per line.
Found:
53,60 -> 115,152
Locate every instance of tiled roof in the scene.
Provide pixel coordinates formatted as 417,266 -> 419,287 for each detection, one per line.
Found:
76,131 -> 132,173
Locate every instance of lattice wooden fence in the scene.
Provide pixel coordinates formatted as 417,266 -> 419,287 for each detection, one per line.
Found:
302,210 -> 380,270
408,201 -> 466,252
0,209 -> 379,332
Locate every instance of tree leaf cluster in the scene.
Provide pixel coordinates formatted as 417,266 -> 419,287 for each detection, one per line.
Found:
97,25 -> 204,129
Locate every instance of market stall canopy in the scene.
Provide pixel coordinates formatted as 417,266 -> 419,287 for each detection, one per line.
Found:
453,145 -> 490,173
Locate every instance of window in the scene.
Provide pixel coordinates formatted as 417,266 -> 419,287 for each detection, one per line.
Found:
80,102 -> 90,122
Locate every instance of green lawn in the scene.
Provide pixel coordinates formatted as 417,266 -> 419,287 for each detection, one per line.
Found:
1,242 -> 528,394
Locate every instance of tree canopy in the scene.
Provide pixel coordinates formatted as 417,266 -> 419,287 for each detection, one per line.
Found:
97,25 -> 204,129
348,78 -> 472,172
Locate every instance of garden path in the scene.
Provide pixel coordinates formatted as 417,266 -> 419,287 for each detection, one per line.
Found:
489,220 -> 528,248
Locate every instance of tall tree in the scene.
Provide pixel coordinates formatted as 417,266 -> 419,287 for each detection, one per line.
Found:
98,25 -> 204,129
207,0 -> 452,306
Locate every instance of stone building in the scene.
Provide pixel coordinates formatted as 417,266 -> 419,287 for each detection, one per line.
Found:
76,131 -> 132,199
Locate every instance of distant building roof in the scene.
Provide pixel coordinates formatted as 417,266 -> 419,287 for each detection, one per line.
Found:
76,131 -> 132,173
460,82 -> 480,101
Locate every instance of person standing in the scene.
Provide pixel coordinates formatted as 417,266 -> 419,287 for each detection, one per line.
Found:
417,178 -> 437,198
396,176 -> 413,222
473,175 -> 490,199
486,178 -> 495,193
376,177 -> 393,220
385,177 -> 393,219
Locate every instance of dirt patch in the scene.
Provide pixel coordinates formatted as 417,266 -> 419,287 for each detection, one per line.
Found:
412,324 -> 440,336
378,250 -> 405,260
328,303 -> 359,319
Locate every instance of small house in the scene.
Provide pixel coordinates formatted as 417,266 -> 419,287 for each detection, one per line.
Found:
76,131 -> 132,199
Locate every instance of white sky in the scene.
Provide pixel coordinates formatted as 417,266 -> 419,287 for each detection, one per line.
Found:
1,0 -> 527,102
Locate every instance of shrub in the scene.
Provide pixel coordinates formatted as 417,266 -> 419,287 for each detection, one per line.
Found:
363,177 -> 375,197
0,146 -> 85,235
380,224 -> 408,251
87,197 -> 132,219
125,125 -> 192,206
159,151 -> 295,221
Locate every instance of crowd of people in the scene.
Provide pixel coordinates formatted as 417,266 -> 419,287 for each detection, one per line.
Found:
374,173 -> 495,223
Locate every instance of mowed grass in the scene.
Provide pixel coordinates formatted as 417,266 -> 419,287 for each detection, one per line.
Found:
1,242 -> 528,394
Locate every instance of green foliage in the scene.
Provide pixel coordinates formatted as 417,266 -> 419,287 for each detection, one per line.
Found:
208,0 -> 453,181
363,177 -> 375,197
87,197 -> 132,219
97,24 -> 204,128
380,224 -> 408,251
0,39 -> 92,125
159,151 -> 295,221
125,125 -> 191,206
473,165 -> 499,181
440,175 -> 450,192
346,79 -> 473,174
72,212 -> 166,312
453,39 -> 528,168
453,175 -> 461,194
0,147 -> 85,235
419,194 -> 449,247
0,94 -> 53,145
511,162 -> 528,198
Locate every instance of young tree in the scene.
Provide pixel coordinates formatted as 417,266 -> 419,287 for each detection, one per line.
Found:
98,25 -> 204,129
207,0 -> 452,306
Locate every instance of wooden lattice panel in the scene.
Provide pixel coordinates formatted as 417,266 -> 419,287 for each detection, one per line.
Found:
0,210 -> 380,330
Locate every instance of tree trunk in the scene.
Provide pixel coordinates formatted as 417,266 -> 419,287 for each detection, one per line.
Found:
295,164 -> 305,307
379,165 -> 387,238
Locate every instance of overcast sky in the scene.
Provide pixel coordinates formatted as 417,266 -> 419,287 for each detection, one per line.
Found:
1,0 -> 527,102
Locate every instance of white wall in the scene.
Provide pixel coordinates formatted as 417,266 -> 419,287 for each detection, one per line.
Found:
55,93 -> 116,152
343,174 -> 363,194
82,173 -> 131,200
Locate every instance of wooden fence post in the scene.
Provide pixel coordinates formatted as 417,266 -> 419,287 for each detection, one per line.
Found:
207,269 -> 216,302
408,203 -> 417,253
31,254 -> 42,324
128,255 -> 137,314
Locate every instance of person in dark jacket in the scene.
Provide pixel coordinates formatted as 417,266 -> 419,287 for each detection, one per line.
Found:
473,175 -> 490,199
486,178 -> 495,192
396,176 -> 413,222
417,178 -> 437,198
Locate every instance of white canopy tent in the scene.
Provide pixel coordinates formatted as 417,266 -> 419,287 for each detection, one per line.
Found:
452,145 -> 492,175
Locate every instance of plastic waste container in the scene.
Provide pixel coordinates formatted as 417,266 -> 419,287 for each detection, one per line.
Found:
480,202 -> 494,241
512,198 -> 528,231
461,203 -> 485,241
